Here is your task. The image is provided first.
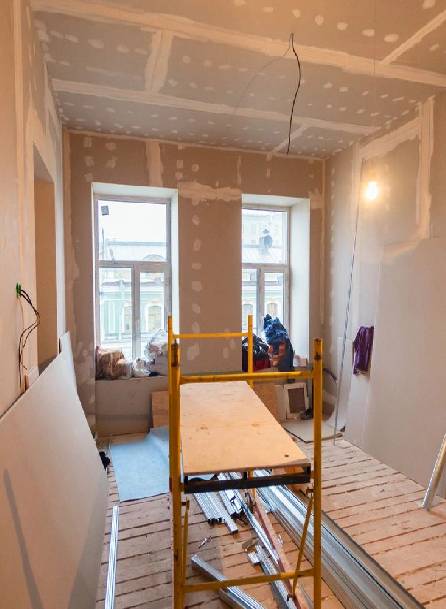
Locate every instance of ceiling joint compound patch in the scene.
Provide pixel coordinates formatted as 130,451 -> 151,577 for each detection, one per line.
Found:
33,0 -> 446,156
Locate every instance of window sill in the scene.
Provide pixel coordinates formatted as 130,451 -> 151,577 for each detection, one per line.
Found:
95,375 -> 168,437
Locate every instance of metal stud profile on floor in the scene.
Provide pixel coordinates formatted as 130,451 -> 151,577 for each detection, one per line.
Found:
191,554 -> 267,609
257,478 -> 424,609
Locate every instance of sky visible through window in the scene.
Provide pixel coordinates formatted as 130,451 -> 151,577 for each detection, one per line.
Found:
98,199 -> 167,261
242,208 -> 287,264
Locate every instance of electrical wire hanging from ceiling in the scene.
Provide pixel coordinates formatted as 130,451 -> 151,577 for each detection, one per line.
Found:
286,33 -> 303,155
232,32 -> 303,155
17,284 -> 40,388
232,34 -> 292,121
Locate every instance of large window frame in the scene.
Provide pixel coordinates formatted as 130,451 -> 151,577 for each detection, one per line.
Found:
242,204 -> 290,335
93,193 -> 171,360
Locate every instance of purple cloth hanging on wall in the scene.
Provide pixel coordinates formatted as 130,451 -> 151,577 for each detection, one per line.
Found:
352,326 -> 374,375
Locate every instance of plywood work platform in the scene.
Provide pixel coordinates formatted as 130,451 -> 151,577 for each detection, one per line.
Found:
181,381 -> 310,476
96,464 -> 344,609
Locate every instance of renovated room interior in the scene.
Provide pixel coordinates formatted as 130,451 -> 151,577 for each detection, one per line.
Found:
1,1 -> 446,608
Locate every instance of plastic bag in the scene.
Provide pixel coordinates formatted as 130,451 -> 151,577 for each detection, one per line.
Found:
132,358 -> 151,377
151,354 -> 168,376
144,329 -> 168,360
263,315 -> 294,372
263,314 -> 289,347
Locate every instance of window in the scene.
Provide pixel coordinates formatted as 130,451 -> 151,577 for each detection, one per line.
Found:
242,207 -> 289,335
95,196 -> 170,360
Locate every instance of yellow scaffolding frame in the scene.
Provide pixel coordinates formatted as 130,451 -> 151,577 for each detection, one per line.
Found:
167,314 -> 323,609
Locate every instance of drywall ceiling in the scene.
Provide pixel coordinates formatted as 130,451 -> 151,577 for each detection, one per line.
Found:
32,0 -> 446,158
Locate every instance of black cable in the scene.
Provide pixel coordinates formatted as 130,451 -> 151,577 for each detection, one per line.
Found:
18,319 -> 38,382
17,286 -> 40,387
19,320 -> 39,383
232,34 -> 292,121
286,33 -> 303,155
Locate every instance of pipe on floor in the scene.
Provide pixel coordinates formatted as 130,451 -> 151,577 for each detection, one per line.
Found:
191,554 -> 266,609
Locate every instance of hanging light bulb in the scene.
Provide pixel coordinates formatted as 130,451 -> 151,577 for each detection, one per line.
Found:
364,180 -> 379,202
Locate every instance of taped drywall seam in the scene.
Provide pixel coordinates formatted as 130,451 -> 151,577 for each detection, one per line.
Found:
145,140 -> 163,186
69,128 -> 323,162
180,182 -> 241,203
359,116 -> 420,161
382,9 -> 446,65
33,0 -> 446,88
236,155 -> 242,187
145,30 -> 173,93
419,96 -> 434,239
274,125 -> 307,153
53,80 -> 376,136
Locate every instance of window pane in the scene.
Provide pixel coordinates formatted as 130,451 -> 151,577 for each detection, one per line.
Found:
140,272 -> 165,356
242,268 -> 257,332
242,208 -> 287,264
98,200 -> 167,262
264,272 -> 284,322
99,267 -> 132,359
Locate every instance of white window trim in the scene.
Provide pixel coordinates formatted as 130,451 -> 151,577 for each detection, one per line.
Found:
242,204 -> 290,335
93,194 -> 171,359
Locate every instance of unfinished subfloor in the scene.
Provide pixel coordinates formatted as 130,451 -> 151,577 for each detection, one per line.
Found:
96,464 -> 343,609
96,437 -> 446,609
301,438 -> 446,608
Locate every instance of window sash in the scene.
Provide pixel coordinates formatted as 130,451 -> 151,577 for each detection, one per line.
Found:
241,205 -> 290,335
94,194 -> 171,360
96,261 -> 170,359
96,195 -> 171,264
242,264 -> 289,336
242,204 -> 289,266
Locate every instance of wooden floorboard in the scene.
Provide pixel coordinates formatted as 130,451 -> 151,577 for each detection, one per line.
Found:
97,464 -> 344,609
295,437 -> 446,608
97,434 -> 446,609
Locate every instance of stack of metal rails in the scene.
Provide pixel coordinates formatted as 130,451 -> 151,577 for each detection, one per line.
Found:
192,481 -> 303,609
193,490 -> 239,534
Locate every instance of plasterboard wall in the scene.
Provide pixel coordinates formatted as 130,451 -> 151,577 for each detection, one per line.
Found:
323,94 -> 446,491
0,0 -> 64,414
290,199 -> 311,358
34,178 -> 58,366
65,132 -> 324,414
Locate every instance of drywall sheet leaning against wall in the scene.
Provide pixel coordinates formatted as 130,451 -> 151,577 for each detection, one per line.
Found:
0,352 -> 108,609
360,237 -> 446,490
344,131 -> 425,447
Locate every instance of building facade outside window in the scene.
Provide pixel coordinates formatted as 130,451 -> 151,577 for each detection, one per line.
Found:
242,206 -> 289,335
94,196 -> 170,360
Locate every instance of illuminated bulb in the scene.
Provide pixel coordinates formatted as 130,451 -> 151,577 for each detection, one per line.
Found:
365,180 -> 379,201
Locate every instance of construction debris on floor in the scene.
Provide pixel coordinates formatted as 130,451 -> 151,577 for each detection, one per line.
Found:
97,437 -> 446,609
